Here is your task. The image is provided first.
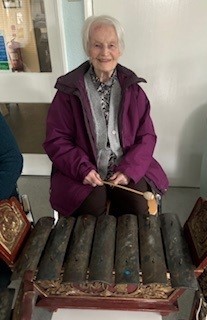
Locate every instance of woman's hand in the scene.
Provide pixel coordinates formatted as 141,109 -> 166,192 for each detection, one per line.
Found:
109,172 -> 130,185
83,169 -> 103,187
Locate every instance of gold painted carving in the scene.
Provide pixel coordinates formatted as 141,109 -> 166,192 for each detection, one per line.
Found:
0,199 -> 27,254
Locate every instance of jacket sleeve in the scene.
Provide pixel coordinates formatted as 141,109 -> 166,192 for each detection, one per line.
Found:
116,85 -> 157,183
0,114 -> 23,200
43,91 -> 96,182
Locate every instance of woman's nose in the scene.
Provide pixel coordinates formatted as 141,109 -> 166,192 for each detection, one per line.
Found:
101,45 -> 109,55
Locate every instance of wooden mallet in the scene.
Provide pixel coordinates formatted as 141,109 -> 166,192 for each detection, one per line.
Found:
102,181 -> 157,215
102,181 -> 155,200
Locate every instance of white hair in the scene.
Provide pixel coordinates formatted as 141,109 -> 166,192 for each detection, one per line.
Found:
82,15 -> 125,56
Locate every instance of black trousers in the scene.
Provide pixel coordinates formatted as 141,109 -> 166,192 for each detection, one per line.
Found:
0,260 -> 12,292
73,178 -> 150,218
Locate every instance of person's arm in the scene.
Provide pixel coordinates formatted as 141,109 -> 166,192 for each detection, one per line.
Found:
43,91 -> 96,182
0,114 -> 23,200
116,87 -> 157,183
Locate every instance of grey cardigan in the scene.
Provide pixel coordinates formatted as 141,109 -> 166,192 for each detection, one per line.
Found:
84,70 -> 123,178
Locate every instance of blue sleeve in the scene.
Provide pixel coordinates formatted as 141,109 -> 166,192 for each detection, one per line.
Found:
0,113 -> 23,200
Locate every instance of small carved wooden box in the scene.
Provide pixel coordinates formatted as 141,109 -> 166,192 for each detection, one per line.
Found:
184,197 -> 207,273
0,197 -> 30,265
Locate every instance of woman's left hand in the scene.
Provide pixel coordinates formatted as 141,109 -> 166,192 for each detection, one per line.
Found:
108,172 -> 130,185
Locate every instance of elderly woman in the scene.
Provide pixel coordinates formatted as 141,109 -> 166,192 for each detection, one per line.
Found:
43,15 -> 168,217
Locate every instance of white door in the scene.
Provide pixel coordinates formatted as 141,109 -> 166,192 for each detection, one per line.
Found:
0,0 -> 66,175
0,0 -> 65,103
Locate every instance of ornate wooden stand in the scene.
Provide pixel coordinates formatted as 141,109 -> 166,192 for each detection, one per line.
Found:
3,197 -> 207,319
8,206 -> 204,320
20,269 -> 185,317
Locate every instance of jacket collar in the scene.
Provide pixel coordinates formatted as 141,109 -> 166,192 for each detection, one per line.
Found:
55,61 -> 147,94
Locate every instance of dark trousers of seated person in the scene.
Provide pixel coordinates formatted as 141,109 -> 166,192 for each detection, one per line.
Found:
0,259 -> 12,291
73,178 -> 150,218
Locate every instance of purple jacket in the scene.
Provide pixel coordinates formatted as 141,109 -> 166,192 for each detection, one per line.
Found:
43,61 -> 169,216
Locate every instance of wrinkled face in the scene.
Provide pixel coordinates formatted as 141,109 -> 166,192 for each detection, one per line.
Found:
88,23 -> 121,82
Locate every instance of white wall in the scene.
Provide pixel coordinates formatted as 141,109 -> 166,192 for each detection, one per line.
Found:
92,0 -> 207,187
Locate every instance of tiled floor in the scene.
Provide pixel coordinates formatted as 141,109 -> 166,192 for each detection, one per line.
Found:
4,103 -> 49,154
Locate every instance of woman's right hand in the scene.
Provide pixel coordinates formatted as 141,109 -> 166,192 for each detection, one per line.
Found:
83,169 -> 103,187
